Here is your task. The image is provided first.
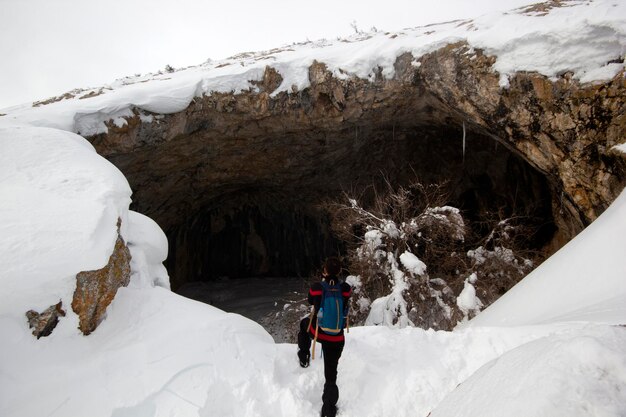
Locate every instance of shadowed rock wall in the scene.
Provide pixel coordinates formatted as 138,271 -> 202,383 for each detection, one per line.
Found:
166,193 -> 341,288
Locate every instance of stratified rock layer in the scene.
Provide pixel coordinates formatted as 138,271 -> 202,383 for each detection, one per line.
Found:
72,221 -> 131,335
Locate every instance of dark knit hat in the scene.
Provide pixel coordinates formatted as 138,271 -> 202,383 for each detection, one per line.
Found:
323,257 -> 341,277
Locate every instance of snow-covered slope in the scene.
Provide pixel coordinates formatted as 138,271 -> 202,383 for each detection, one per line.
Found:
430,324 -> 626,417
1,1 -> 626,416
0,0 -> 624,136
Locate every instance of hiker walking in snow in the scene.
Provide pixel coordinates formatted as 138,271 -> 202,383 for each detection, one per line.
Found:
297,257 -> 352,417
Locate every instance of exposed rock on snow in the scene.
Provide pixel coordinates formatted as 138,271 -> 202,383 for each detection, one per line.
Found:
25,301 -> 66,339
0,125 -> 132,326
72,220 -> 132,335
249,65 -> 284,94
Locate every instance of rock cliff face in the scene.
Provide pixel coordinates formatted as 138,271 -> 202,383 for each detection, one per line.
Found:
418,43 -> 626,248
72,220 -> 132,335
85,44 -> 625,287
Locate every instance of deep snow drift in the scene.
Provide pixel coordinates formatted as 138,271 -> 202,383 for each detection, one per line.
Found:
1,1 -> 626,416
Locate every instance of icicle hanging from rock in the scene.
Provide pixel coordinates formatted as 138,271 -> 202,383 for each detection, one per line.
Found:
462,121 -> 466,164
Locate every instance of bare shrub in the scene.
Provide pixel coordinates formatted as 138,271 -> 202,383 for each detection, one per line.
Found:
466,216 -> 537,307
321,179 -> 467,330
321,176 -> 540,331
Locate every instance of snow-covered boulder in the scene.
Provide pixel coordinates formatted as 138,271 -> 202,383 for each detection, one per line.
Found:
0,125 -> 134,334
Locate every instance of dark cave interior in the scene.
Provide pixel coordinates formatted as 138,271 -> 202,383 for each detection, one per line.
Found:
156,125 -> 557,290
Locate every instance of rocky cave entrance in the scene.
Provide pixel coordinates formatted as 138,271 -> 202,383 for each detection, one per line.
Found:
101,104 -> 562,335
144,124 -> 557,293
93,62 -> 572,315
85,53 -> 624,337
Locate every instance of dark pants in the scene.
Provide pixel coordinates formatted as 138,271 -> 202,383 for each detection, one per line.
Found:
298,318 -> 345,414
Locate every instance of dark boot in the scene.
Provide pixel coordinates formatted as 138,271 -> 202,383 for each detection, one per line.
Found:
321,382 -> 339,416
320,403 -> 337,417
297,349 -> 310,368
297,318 -> 312,368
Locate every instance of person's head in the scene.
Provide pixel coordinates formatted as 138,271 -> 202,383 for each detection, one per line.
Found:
322,257 -> 341,278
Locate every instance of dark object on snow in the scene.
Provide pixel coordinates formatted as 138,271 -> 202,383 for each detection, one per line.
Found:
26,301 -> 66,339
298,348 -> 310,368
321,398 -> 339,417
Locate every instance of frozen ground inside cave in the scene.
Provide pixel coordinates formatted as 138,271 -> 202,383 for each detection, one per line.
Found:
177,277 -> 310,343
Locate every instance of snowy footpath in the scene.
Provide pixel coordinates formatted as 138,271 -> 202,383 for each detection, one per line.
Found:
4,282 -> 625,417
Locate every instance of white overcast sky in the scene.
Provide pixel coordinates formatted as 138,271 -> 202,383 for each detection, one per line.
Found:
0,0 -> 536,109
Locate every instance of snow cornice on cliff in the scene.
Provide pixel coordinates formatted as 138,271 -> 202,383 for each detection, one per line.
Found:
0,0 -> 624,137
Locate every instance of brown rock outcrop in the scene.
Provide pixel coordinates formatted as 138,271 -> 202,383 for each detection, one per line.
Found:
72,220 -> 131,335
417,43 -> 626,247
